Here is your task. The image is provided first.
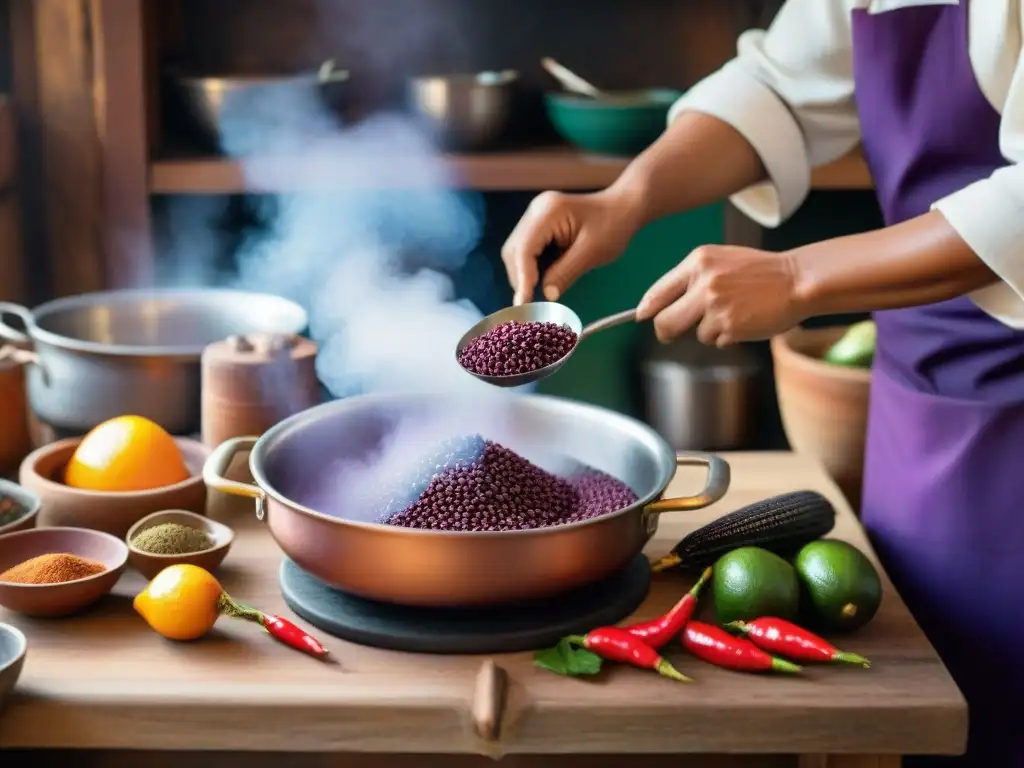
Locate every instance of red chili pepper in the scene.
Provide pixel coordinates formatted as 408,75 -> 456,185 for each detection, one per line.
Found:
621,566 -> 712,649
682,621 -> 800,674
567,627 -> 691,682
725,618 -> 870,668
260,614 -> 330,658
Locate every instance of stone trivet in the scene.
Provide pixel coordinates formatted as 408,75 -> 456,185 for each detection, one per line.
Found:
279,555 -> 652,654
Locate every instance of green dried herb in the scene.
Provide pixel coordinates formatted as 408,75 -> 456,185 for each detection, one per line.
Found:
132,522 -> 213,555
533,637 -> 603,677
0,495 -> 27,527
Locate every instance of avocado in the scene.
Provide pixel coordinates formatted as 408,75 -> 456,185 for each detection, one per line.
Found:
794,539 -> 882,633
823,320 -> 876,369
713,547 -> 801,624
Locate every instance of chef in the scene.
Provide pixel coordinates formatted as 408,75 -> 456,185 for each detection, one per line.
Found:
502,0 -> 1024,763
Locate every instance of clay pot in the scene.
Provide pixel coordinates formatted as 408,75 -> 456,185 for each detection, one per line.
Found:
200,333 -> 320,522
19,437 -> 209,538
771,326 -> 871,511
126,509 -> 234,580
0,527 -> 128,617
0,348 -> 32,477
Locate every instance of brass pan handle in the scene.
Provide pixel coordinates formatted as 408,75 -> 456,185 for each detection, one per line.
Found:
203,436 -> 268,521
646,452 -> 731,513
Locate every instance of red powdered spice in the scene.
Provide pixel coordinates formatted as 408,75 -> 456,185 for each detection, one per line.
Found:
0,553 -> 107,584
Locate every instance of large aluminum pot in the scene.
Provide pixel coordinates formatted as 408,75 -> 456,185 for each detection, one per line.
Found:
0,289 -> 308,435
204,393 -> 730,607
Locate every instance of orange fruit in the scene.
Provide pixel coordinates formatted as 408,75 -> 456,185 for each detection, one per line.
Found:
134,564 -> 223,641
64,415 -> 190,492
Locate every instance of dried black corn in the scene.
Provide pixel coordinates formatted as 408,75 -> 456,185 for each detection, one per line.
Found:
652,490 -> 836,573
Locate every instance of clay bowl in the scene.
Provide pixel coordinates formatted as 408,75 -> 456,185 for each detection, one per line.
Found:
126,509 -> 234,580
19,437 -> 210,539
771,325 -> 872,509
0,479 -> 41,536
0,622 -> 26,712
0,527 -> 128,617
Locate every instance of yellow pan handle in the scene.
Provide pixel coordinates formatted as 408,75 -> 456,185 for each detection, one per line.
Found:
646,452 -> 731,513
203,436 -> 263,500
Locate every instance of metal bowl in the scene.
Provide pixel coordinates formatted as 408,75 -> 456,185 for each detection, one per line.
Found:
407,71 -> 518,152
205,392 -> 730,607
0,289 -> 308,435
0,479 -> 40,537
0,622 -> 26,713
168,62 -> 351,154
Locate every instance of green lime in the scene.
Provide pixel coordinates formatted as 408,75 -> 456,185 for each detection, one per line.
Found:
823,320 -> 876,368
712,547 -> 800,624
794,539 -> 882,633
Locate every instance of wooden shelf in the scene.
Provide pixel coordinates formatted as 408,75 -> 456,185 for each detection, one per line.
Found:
150,146 -> 873,195
149,146 -> 630,194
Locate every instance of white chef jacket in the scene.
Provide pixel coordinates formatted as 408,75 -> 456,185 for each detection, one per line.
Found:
668,0 -> 1024,328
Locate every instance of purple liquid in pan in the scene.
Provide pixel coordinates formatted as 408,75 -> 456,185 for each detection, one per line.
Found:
375,435 -> 638,532
458,321 -> 578,377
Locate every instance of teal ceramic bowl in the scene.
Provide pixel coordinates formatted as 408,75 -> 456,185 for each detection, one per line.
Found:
545,89 -> 684,156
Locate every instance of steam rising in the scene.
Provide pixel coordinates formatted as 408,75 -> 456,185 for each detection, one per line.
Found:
229,108 -> 500,399
162,72 -> 540,519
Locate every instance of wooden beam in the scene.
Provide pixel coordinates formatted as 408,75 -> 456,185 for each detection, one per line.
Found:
9,0 -> 43,303
32,0 -> 153,298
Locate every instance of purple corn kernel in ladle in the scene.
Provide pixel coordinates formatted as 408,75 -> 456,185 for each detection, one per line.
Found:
455,302 -> 637,388
457,320 -> 578,377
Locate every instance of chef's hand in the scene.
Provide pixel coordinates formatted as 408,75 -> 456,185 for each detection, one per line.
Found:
501,190 -> 642,305
636,245 -> 807,346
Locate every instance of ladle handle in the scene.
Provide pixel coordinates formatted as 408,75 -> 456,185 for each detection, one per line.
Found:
317,59 -> 350,83
581,309 -> 637,340
541,57 -> 602,98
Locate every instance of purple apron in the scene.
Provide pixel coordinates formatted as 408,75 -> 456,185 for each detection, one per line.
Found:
853,2 -> 1024,764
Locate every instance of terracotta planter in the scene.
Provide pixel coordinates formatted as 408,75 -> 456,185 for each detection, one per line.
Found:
771,326 -> 871,511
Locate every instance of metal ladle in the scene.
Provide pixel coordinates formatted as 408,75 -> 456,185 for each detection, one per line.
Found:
456,302 -> 637,388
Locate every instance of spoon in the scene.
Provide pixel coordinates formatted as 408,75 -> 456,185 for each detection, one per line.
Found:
456,302 -> 637,388
541,57 -> 603,99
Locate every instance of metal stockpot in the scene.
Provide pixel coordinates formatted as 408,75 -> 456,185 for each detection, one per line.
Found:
0,289 -> 308,435
640,333 -> 760,451
204,393 -> 730,607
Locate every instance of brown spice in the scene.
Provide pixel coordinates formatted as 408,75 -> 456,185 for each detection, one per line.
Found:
0,553 -> 107,584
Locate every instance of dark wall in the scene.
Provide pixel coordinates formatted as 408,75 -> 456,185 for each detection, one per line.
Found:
0,0 -> 10,92
165,0 -> 772,143
174,0 -> 759,85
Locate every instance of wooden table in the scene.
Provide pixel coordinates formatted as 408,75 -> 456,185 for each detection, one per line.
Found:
0,452 -> 966,767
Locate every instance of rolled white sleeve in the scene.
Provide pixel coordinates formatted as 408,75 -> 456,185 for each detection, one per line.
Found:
931,6 -> 1024,328
668,0 -> 861,228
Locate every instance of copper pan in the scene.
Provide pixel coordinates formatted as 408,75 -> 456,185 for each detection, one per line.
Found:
203,393 -> 730,607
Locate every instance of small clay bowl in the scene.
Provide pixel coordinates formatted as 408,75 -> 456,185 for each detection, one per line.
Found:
19,437 -> 210,539
0,621 -> 26,712
0,479 -> 40,536
126,509 -> 234,580
0,527 -> 128,617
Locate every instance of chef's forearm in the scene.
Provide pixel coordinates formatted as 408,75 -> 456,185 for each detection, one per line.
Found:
791,210 -> 1000,316
607,111 -> 767,225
